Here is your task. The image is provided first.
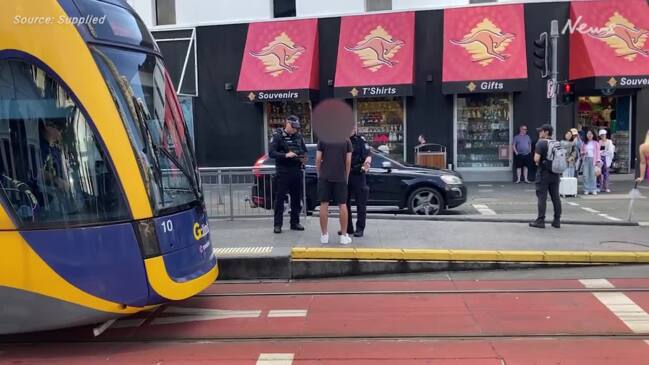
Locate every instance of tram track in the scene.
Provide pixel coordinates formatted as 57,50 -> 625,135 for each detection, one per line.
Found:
197,287 -> 649,297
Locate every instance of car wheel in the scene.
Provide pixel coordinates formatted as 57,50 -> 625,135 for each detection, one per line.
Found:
407,187 -> 444,215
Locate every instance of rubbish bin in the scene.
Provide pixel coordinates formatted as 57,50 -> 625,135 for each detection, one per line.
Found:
415,143 -> 447,170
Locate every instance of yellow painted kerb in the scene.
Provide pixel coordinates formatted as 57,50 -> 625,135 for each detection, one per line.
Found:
292,247 -> 647,263
145,256 -> 218,301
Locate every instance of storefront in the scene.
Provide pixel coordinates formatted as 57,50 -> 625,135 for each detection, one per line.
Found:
236,18 -> 319,150
333,12 -> 414,162
442,4 -> 527,178
568,0 -> 649,174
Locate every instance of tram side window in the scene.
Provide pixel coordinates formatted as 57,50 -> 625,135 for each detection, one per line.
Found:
0,60 -> 129,227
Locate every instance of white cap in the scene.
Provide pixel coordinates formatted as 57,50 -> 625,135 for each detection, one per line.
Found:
598,129 -> 607,136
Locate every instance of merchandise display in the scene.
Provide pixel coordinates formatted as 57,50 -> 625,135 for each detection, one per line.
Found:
357,97 -> 405,161
456,94 -> 511,168
266,101 -> 313,143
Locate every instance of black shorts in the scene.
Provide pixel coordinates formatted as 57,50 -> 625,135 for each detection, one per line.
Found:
318,179 -> 347,205
514,153 -> 531,168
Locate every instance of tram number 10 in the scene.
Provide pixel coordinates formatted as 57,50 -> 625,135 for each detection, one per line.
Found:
161,220 -> 174,233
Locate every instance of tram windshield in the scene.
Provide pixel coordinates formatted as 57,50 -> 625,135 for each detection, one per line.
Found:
92,46 -> 200,214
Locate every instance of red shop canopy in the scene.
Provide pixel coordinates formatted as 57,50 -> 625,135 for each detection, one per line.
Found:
568,0 -> 649,90
237,18 -> 319,102
333,11 -> 415,98
442,4 -> 527,94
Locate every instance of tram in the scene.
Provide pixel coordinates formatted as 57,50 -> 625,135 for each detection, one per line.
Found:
0,0 -> 217,334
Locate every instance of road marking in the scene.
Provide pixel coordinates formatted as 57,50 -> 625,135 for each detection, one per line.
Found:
472,204 -> 496,215
257,353 -> 294,365
639,222 -> 649,227
579,279 -> 615,289
598,213 -> 622,222
581,279 -> 649,334
214,246 -> 273,256
478,184 -> 493,187
581,207 -> 600,213
92,319 -> 116,337
267,309 -> 308,318
478,189 -> 495,193
567,202 -> 579,206
581,194 -> 646,200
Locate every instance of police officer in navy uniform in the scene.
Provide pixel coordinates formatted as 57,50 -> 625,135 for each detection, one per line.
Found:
345,125 -> 371,237
269,115 -> 307,234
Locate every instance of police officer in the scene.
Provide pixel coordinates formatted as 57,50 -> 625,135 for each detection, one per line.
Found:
346,125 -> 371,237
269,115 -> 307,234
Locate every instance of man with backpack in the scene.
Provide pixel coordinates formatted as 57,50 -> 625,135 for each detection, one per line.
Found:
530,123 -> 563,229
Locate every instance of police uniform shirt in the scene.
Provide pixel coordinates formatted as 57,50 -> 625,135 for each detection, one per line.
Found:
269,129 -> 306,171
350,134 -> 371,174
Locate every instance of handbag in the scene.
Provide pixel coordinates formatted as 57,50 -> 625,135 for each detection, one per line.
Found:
595,165 -> 602,177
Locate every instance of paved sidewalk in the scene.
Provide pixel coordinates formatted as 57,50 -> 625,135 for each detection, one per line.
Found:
210,217 -> 649,253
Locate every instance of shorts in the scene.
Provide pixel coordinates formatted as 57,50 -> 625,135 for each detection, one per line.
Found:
318,179 -> 347,205
514,153 -> 531,168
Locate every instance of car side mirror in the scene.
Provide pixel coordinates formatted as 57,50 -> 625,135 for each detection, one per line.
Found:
382,161 -> 392,170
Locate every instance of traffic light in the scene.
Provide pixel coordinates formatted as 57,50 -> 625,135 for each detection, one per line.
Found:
559,81 -> 575,105
533,32 -> 549,78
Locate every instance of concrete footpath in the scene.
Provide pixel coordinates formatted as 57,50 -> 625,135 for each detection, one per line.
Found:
210,217 -> 649,280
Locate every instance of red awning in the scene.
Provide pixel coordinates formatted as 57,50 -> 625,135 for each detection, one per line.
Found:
237,19 -> 319,102
333,12 -> 415,98
442,4 -> 527,94
568,0 -> 649,90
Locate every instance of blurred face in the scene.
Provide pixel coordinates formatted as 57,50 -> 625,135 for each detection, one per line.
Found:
520,126 -> 528,134
587,131 -> 594,141
45,123 -> 63,142
351,125 -> 357,137
285,121 -> 295,134
538,129 -> 548,139
599,133 -> 607,140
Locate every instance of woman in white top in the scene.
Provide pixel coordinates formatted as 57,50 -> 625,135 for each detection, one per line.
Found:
581,130 -> 601,195
598,129 -> 615,193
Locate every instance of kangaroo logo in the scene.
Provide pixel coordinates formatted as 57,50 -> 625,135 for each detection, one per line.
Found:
450,18 -> 515,67
345,26 -> 404,72
249,32 -> 306,76
587,12 -> 648,61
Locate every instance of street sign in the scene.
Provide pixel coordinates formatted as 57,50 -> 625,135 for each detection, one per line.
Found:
547,79 -> 556,99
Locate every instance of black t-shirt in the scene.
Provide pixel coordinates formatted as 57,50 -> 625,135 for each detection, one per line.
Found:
317,140 -> 352,182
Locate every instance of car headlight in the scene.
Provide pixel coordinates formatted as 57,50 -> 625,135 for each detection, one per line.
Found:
441,175 -> 463,185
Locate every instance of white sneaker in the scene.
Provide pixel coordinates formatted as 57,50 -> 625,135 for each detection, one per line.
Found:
340,234 -> 352,245
320,234 -> 329,244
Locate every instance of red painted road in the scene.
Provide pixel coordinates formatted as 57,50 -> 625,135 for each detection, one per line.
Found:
2,278 -> 649,364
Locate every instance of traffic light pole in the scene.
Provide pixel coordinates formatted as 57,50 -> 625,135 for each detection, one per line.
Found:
550,20 -> 559,133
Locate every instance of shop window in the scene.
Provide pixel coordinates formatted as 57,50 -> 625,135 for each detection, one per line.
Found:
456,93 -> 511,169
274,0 -> 296,18
356,97 -> 405,162
577,96 -> 631,173
156,0 -> 176,25
366,0 -> 392,12
266,101 -> 313,144
0,60 -> 129,227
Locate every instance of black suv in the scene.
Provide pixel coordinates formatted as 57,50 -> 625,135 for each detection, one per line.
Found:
251,144 -> 467,215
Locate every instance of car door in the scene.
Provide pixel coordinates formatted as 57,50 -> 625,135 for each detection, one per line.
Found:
367,153 -> 403,206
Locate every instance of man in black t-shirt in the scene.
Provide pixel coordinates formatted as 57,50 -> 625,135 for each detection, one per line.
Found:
316,139 -> 352,245
530,123 -> 562,229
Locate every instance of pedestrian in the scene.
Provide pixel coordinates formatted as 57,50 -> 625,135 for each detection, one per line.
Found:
417,134 -> 427,146
344,126 -> 371,238
598,129 -> 615,193
581,129 -> 601,195
571,128 -> 583,174
529,124 -> 561,229
561,130 -> 577,178
636,130 -> 649,184
268,115 -> 307,234
512,125 -> 532,183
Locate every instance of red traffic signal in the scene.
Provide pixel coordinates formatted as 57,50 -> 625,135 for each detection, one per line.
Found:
559,81 -> 575,105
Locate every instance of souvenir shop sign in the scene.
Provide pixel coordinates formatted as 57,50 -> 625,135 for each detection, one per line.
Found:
237,18 -> 319,102
442,4 -> 528,94
334,12 -> 415,98
568,0 -> 649,90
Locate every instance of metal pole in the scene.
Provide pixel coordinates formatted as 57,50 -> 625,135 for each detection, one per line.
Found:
228,170 -> 234,221
302,169 -> 307,221
550,20 -> 559,132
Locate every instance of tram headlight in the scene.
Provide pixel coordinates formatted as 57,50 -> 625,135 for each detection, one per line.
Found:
135,219 -> 160,258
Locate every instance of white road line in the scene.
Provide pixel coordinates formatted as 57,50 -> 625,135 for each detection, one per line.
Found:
579,279 -> 615,289
472,204 -> 496,215
478,184 -> 493,187
567,202 -> 579,206
639,222 -> 649,227
257,353 -> 294,365
267,309 -> 308,318
478,189 -> 495,193
580,279 -> 649,334
598,213 -> 622,222
92,319 -> 116,337
214,246 -> 273,256
581,207 -> 600,213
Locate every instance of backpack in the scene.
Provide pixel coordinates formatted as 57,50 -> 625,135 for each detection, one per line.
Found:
545,139 -> 568,174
